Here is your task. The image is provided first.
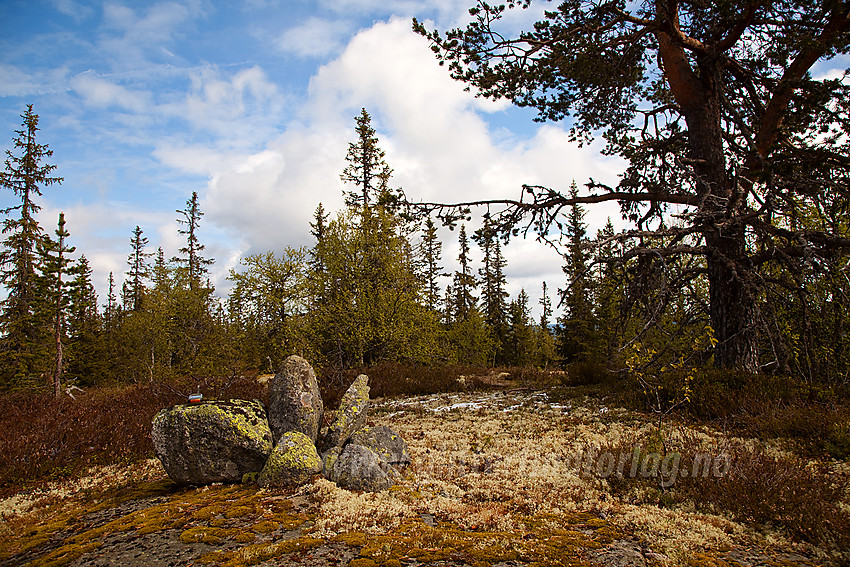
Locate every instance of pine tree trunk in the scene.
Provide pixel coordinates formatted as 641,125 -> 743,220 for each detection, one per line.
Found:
705,232 -> 759,372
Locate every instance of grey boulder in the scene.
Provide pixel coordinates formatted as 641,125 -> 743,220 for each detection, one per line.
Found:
327,443 -> 395,492
151,399 -> 273,485
350,425 -> 411,467
268,355 -> 324,444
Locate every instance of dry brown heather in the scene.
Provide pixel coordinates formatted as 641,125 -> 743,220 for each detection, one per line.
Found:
0,389 -> 847,566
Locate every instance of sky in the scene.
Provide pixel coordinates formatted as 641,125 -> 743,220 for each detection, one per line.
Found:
0,0 -> 629,317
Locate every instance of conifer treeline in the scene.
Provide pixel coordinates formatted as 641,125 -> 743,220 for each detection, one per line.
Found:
0,107 -> 575,394
4,106 -> 849,395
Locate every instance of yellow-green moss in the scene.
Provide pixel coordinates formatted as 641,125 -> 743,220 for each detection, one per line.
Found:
251,520 -> 279,533
334,531 -> 368,546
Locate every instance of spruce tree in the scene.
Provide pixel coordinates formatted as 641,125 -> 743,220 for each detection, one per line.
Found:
340,108 -> 393,209
452,225 -> 477,322
506,289 -> 534,366
37,213 -> 75,397
66,255 -> 104,387
0,105 -> 62,388
174,191 -> 213,291
536,281 -> 556,368
126,226 -> 151,311
420,216 -> 444,313
557,183 -> 596,363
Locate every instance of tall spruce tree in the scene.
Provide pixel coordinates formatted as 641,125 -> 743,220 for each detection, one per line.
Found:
420,216 -> 445,313
0,105 -> 62,388
66,255 -> 103,387
126,226 -> 151,312
475,220 -> 508,360
536,281 -> 556,368
37,213 -> 75,397
310,109 -> 434,367
174,191 -> 213,291
452,224 -> 477,322
558,183 -> 596,363
340,108 -> 393,209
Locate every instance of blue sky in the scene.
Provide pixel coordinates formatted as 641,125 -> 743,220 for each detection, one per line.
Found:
0,0 -> 628,313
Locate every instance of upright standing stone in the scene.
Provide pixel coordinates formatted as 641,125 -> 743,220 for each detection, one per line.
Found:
320,374 -> 369,451
268,355 -> 324,444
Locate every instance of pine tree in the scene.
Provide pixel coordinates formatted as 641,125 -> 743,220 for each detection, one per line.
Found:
174,191 -> 213,291
126,226 -> 151,311
0,105 -> 62,388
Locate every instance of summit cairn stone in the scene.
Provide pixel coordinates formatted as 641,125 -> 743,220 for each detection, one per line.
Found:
327,443 -> 394,492
350,425 -> 411,467
258,431 -> 322,487
321,374 -> 369,452
151,399 -> 272,485
268,355 -> 324,444
151,359 -> 410,493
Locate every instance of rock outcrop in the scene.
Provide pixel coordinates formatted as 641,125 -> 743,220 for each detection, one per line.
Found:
258,431 -> 322,487
268,355 -> 324,444
321,374 -> 369,451
151,399 -> 272,485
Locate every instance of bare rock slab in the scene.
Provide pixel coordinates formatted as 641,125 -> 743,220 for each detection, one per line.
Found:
151,399 -> 272,485
268,355 -> 324,444
350,425 -> 411,467
258,431 -> 322,487
321,374 -> 369,451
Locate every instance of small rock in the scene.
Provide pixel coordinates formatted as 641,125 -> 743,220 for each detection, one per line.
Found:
321,374 -> 369,451
268,355 -> 324,444
590,541 -> 647,567
151,399 -> 272,485
258,431 -> 323,487
328,444 -> 394,492
350,425 -> 411,467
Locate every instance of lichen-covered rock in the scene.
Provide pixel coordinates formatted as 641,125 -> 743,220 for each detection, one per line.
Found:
321,374 -> 369,451
328,444 -> 394,492
350,425 -> 411,467
257,431 -> 322,487
151,399 -> 272,485
321,446 -> 342,478
268,355 -> 324,444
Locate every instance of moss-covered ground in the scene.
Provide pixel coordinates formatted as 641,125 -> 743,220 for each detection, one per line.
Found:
0,386 -> 844,566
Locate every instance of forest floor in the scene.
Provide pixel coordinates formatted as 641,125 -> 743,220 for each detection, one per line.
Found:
0,385 -> 847,567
